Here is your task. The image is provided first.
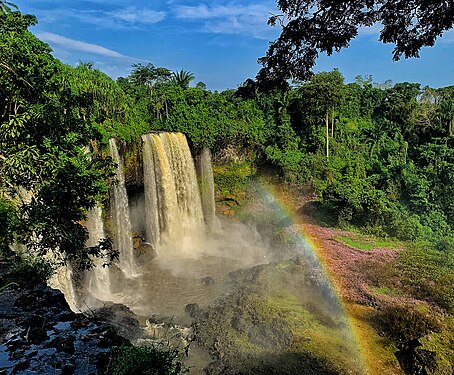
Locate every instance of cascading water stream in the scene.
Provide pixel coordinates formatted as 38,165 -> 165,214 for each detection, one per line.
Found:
67,133 -> 266,314
85,206 -> 111,299
197,147 -> 216,230
109,138 -> 137,277
142,132 -> 204,256
142,134 -> 160,250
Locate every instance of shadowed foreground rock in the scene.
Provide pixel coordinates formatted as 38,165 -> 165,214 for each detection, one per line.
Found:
0,262 -> 129,375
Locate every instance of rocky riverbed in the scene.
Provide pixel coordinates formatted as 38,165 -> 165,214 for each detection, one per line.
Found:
0,258 -> 130,375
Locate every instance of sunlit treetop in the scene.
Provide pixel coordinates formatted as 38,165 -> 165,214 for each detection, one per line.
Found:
258,0 -> 454,83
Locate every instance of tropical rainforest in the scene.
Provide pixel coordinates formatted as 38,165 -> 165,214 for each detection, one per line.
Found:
0,3 -> 453,375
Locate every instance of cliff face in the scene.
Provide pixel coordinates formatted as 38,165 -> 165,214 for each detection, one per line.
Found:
0,259 -> 129,374
122,139 -> 144,194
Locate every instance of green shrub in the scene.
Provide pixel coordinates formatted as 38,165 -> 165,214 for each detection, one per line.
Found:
12,256 -> 55,284
109,344 -> 188,375
396,244 -> 454,312
264,146 -> 312,183
321,175 -> 389,228
375,300 -> 444,348
0,196 -> 18,255
436,237 -> 454,261
390,212 -> 424,241
213,161 -> 255,198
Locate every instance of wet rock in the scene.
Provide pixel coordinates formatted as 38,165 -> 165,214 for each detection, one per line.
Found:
147,314 -> 175,326
12,359 -> 30,372
61,363 -> 76,375
185,303 -> 200,317
202,276 -> 215,286
0,262 -> 129,375
230,316 -> 247,332
92,302 -> 141,340
137,242 -> 157,265
193,260 -> 361,375
47,336 -> 75,354
144,315 -> 193,351
247,322 -> 292,350
23,315 -> 49,344
132,234 -> 157,266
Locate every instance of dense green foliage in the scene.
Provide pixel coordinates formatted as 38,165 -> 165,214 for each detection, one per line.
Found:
109,344 -> 188,375
117,72 -> 267,153
0,10 -> 145,267
12,255 -> 54,283
116,61 -> 453,262
0,196 -> 17,254
258,0 -> 454,81
213,162 -> 255,199
1,6 -> 452,276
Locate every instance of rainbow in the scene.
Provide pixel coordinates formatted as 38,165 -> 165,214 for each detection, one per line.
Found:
254,178 -> 369,374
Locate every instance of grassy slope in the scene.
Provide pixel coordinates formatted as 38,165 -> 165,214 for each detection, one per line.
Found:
268,178 -> 453,375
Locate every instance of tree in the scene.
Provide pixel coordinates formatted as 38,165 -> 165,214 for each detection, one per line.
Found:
0,10 -> 119,268
171,69 -> 195,88
196,81 -> 207,90
439,99 -> 454,137
377,82 -> 421,141
258,0 -> 454,82
0,1 -> 16,13
129,63 -> 171,88
299,70 -> 345,158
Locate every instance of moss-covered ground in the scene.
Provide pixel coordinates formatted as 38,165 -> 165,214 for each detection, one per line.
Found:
194,261 -> 364,375
334,233 -> 402,252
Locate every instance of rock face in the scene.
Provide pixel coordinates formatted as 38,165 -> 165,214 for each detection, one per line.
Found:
0,264 -> 129,375
92,302 -> 142,341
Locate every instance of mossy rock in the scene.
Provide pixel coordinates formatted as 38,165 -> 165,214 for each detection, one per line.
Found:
193,260 -> 363,374
213,161 -> 255,203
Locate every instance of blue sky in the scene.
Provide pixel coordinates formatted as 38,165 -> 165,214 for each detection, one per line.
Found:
13,0 -> 454,91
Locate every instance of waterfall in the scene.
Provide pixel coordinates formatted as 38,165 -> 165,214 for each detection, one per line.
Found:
142,132 -> 204,255
86,206 -> 111,298
48,264 -> 80,312
198,148 -> 216,230
109,138 -> 137,277
86,206 -> 105,248
142,134 -> 161,250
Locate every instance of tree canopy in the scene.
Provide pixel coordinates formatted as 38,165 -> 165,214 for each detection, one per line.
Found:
258,0 -> 454,82
0,10 -> 142,268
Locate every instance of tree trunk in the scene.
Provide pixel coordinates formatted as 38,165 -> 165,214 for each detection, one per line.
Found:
326,110 -> 329,159
331,106 -> 335,137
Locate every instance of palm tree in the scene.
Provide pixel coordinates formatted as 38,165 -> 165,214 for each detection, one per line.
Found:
171,69 -> 195,88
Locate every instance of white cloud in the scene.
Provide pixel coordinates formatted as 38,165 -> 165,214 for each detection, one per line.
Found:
173,3 -> 278,39
36,32 -> 135,60
107,7 -> 166,25
37,6 -> 165,30
175,3 -> 270,20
